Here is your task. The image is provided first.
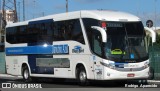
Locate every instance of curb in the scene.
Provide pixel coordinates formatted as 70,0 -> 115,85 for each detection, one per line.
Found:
0,74 -> 22,78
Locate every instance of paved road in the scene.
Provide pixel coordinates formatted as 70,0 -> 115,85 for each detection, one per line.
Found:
0,77 -> 127,88
0,77 -> 160,91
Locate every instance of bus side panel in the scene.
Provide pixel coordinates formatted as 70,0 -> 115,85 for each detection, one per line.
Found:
6,55 -> 28,76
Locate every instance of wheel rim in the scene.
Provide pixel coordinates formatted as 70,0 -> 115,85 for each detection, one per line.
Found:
24,69 -> 29,79
79,71 -> 86,82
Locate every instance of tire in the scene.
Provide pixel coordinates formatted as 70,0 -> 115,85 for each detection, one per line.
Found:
22,66 -> 32,83
77,66 -> 88,86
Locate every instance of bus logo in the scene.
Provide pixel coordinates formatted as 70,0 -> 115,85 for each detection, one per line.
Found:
72,46 -> 84,53
53,44 -> 69,54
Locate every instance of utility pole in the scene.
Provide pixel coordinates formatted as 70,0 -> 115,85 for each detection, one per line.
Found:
42,12 -> 44,17
66,0 -> 68,13
23,0 -> 25,21
33,0 -> 36,18
18,1 -> 20,22
0,0 -> 2,28
154,0 -> 157,30
0,0 -> 1,10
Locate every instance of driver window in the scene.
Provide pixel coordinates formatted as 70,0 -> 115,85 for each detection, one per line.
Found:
92,30 -> 102,56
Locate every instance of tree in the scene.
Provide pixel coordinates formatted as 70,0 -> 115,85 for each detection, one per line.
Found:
154,34 -> 160,46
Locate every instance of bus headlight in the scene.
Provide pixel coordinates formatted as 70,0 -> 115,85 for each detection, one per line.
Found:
100,62 -> 115,69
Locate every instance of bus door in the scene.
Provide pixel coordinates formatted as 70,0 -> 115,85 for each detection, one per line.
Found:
91,29 -> 104,80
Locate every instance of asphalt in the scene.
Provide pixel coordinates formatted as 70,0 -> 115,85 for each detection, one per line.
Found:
0,74 -> 160,84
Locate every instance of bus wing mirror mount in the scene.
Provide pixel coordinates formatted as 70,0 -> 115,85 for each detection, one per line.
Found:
144,27 -> 156,43
91,26 -> 107,43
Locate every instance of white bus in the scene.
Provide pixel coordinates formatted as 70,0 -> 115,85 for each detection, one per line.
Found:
5,10 -> 156,85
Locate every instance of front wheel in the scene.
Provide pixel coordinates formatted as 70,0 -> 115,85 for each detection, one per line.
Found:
77,66 -> 88,86
22,66 -> 32,83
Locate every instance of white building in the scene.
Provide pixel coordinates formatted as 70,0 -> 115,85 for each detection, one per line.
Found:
2,10 -> 16,23
0,10 -> 15,44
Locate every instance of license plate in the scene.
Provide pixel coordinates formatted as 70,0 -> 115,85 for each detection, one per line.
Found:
127,74 -> 135,77
124,64 -> 128,67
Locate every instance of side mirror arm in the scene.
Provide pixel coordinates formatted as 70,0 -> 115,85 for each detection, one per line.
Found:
91,26 -> 107,43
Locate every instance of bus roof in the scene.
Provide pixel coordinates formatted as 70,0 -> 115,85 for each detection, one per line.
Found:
6,10 -> 141,27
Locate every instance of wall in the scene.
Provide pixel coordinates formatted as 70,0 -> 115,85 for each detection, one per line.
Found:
0,52 -> 6,74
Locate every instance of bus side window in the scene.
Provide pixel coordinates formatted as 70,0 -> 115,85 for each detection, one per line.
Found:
72,19 -> 85,44
53,19 -> 85,44
54,21 -> 65,41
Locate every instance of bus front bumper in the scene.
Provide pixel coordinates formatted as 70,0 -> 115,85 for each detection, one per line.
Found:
102,67 -> 150,80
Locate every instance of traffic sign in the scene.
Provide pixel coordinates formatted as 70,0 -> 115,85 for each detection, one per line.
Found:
146,20 -> 153,28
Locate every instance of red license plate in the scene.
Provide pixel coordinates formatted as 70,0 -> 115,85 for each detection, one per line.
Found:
127,74 -> 135,77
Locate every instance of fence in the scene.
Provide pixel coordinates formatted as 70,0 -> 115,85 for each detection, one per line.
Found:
0,52 -> 5,74
149,46 -> 160,80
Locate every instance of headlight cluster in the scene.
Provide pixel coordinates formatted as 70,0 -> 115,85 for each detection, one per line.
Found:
100,61 -> 115,69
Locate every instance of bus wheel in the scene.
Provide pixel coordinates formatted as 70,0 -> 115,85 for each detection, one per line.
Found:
22,66 -> 32,83
77,66 -> 88,86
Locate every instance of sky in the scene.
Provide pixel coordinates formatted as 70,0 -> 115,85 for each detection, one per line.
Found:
1,0 -> 160,26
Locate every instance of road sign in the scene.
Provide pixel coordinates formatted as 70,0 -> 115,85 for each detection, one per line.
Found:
146,20 -> 153,28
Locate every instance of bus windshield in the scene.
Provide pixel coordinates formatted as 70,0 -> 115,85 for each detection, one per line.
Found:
104,22 -> 148,62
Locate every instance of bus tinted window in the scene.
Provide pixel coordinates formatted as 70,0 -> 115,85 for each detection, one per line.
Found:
72,20 -> 85,44
6,19 -> 85,44
54,19 -> 85,44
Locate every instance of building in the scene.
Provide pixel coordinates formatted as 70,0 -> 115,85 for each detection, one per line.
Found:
2,10 -> 16,24
0,10 -> 2,29
1,9 -> 16,35
0,10 -> 15,41
0,10 -> 16,28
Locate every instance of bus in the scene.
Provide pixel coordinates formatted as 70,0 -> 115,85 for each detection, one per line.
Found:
5,10 -> 156,85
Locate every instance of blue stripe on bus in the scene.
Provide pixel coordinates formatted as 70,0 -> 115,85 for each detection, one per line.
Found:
28,54 -> 54,74
6,44 -> 69,55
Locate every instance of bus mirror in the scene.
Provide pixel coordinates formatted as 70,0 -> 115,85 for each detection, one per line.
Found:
144,27 -> 156,43
91,26 -> 107,43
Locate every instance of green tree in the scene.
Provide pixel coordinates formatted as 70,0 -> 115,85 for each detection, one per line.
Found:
154,34 -> 160,46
